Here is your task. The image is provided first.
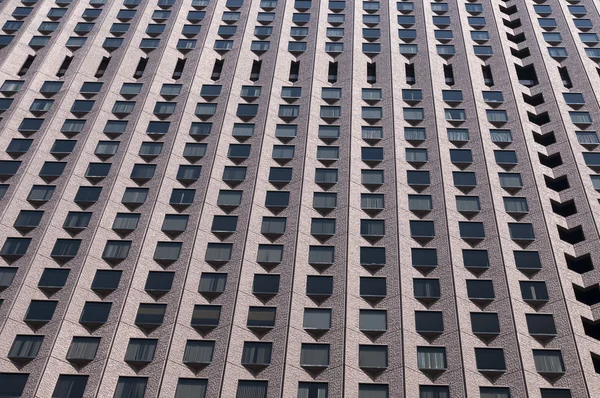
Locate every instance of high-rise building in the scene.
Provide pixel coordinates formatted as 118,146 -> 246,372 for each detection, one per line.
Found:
0,0 -> 599,396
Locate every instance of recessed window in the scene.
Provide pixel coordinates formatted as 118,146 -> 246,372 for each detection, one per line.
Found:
8,335 -> 44,363
480,387 -> 510,398
0,237 -> 31,260
265,191 -> 289,210
411,248 -> 437,269
0,373 -> 28,397
475,348 -> 506,374
463,249 -> 489,271
420,386 -> 450,398
66,337 -> 100,365
241,342 -> 272,368
253,273 -> 279,297
359,384 -> 388,398
304,308 -> 331,332
257,244 -> 283,266
38,268 -> 69,292
91,270 -> 122,294
153,241 -> 182,264
410,220 -> 434,239
14,210 -> 43,231
125,338 -> 157,367
191,305 -> 221,331
51,239 -> 81,262
413,278 -> 440,302
360,277 -> 386,301
183,340 -> 214,368
102,240 -> 131,263
301,343 -> 330,369
307,275 -> 333,300
205,243 -> 232,264
236,381 -> 267,398
175,379 -> 207,398
514,250 -> 541,273
145,271 -> 174,296
114,377 -> 147,398
112,213 -> 140,234
308,246 -> 335,268
247,306 -> 276,331
417,346 -> 446,372
467,279 -> 495,302
135,303 -> 166,330
526,314 -> 556,338
359,345 -> 388,372
533,350 -> 565,376
520,281 -> 548,303
471,312 -> 500,338
80,301 -> 111,328
415,311 -> 443,336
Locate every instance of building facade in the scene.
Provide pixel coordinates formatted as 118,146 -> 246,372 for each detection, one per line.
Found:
0,0 -> 599,396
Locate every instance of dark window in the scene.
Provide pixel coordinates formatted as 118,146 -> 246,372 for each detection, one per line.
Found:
360,277 -> 386,300
236,381 -> 267,398
253,274 -> 280,296
306,275 -> 332,299
301,343 -> 330,368
125,338 -> 157,366
0,267 -> 17,289
183,340 -> 214,367
0,373 -> 29,398
74,186 -> 102,206
205,243 -> 232,263
175,379 -> 207,398
413,278 -> 440,301
0,237 -> 31,259
412,248 -> 437,269
358,384 -> 388,398
360,247 -> 386,269
102,240 -> 131,262
40,161 -> 66,180
25,300 -> 57,325
38,268 -> 69,292
135,303 -> 167,329
359,345 -> 388,371
114,377 -> 147,398
51,140 -> 77,157
145,271 -> 174,295
122,188 -> 148,207
466,279 -> 495,301
191,305 -> 221,330
475,348 -> 506,373
520,281 -> 549,303
162,214 -> 188,235
217,190 -> 243,209
91,270 -> 122,294
14,210 -> 43,231
247,306 -> 276,330
463,249 -> 489,270
417,346 -> 447,371
514,250 -> 541,272
415,311 -> 443,336
242,342 -> 272,367
50,239 -> 81,261
479,388 -> 510,398
53,375 -> 89,398
410,220 -> 434,239
304,308 -> 331,332
8,335 -> 44,362
112,213 -> 140,234
198,273 -> 227,296
471,312 -> 500,337
170,189 -> 195,207
153,241 -> 182,264
80,301 -> 111,327
526,314 -> 556,338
